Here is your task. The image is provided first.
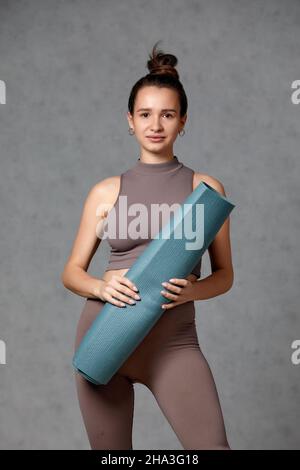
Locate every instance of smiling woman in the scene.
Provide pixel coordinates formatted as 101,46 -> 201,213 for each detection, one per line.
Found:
61,40 -> 234,450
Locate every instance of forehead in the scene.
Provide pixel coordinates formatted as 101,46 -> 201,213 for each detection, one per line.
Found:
135,86 -> 179,109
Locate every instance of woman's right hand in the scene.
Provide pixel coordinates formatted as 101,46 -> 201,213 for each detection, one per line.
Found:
98,275 -> 140,307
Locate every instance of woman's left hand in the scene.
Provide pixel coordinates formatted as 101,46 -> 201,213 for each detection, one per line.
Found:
160,278 -> 196,310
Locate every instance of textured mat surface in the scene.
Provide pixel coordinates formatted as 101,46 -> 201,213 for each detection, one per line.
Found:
73,181 -> 235,384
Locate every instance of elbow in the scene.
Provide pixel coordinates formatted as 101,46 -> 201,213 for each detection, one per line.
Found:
61,266 -> 69,289
60,272 -> 66,288
61,262 -> 81,290
225,281 -> 233,293
224,271 -> 234,293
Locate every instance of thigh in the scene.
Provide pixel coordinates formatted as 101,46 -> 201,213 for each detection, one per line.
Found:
74,299 -> 135,450
74,298 -> 107,352
75,372 -> 134,450
146,337 -> 230,450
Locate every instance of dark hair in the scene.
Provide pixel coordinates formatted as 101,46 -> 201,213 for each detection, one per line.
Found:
128,41 -> 188,118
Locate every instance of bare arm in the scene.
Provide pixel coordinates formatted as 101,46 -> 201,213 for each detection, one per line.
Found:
191,173 -> 234,301
61,180 -> 113,300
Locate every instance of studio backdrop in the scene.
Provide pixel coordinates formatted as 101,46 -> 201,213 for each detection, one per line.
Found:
0,0 -> 299,450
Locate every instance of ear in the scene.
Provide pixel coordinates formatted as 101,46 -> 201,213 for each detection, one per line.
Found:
127,111 -> 134,127
180,113 -> 187,127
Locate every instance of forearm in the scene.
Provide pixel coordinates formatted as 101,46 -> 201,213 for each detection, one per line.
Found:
191,269 -> 233,301
61,264 -> 107,300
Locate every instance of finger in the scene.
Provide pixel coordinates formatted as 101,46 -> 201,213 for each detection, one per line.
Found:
162,301 -> 177,310
118,276 -> 139,292
106,286 -> 136,305
169,278 -> 188,286
161,290 -> 179,300
111,281 -> 140,300
161,281 -> 182,294
104,293 -> 126,308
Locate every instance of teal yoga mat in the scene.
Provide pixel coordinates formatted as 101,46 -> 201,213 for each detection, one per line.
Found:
73,181 -> 235,384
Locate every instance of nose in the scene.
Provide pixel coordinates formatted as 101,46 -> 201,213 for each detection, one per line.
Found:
150,116 -> 163,132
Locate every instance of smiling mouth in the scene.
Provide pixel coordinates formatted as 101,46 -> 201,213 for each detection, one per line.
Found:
146,136 -> 165,140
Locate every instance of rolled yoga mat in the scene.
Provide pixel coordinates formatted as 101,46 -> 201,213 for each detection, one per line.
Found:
73,181 -> 235,384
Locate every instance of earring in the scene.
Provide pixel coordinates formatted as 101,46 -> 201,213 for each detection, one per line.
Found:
178,129 -> 185,136
128,127 -> 135,135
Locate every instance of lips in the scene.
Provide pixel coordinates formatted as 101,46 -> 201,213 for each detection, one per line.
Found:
146,136 -> 165,140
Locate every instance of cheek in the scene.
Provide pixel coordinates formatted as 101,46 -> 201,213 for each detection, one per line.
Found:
168,122 -> 180,132
135,123 -> 147,134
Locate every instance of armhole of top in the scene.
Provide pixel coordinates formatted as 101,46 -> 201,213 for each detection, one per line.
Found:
191,169 -> 195,193
106,173 -> 123,216
191,170 -> 201,278
117,173 -> 123,203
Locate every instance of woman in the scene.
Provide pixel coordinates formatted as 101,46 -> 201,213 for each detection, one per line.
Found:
61,41 -> 234,450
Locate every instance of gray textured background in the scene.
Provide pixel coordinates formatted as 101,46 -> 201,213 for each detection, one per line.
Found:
0,0 -> 299,450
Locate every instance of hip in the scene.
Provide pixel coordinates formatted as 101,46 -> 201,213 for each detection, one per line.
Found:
74,297 -> 197,352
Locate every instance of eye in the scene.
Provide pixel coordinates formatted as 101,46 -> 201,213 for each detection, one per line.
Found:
139,112 -> 174,118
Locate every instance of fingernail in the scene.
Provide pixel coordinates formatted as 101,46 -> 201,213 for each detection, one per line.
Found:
133,286 -> 138,291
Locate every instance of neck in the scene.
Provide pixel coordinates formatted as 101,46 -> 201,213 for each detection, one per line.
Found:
139,156 -> 175,164
132,155 -> 182,174
138,149 -> 175,164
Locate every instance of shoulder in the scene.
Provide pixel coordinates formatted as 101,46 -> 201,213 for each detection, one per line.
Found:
84,176 -> 121,218
86,175 -> 120,198
96,175 -> 121,194
192,172 -> 226,197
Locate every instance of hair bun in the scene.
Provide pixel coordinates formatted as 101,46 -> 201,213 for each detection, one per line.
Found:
147,41 -> 179,80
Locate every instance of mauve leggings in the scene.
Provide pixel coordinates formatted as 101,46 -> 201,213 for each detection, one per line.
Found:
74,298 -> 231,450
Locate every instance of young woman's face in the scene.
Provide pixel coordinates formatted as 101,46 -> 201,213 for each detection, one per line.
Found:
127,86 -> 186,153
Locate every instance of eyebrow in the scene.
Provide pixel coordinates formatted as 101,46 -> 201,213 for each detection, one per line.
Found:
136,108 -> 177,113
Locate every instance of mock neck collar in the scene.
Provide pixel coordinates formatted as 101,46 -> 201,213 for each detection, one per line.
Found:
132,155 -> 182,174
